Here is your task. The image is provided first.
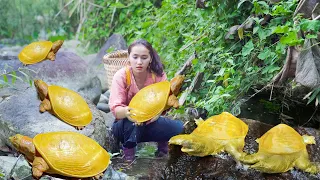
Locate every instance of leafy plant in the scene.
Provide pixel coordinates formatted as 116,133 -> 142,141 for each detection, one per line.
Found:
0,65 -> 37,88
303,88 -> 320,106
83,0 -> 313,117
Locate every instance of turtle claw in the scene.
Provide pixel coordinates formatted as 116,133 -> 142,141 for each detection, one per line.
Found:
39,99 -> 51,112
93,172 -> 103,179
76,126 -> 85,130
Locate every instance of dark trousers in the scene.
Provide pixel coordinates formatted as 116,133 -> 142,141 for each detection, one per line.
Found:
112,117 -> 184,148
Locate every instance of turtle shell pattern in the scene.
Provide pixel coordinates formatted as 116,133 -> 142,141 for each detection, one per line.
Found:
129,81 -> 170,122
48,85 -> 92,127
33,131 -> 110,177
257,124 -> 305,154
18,41 -> 52,64
193,112 -> 248,140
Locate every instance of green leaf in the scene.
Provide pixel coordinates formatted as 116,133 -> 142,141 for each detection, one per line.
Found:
8,71 -> 24,83
307,88 -> 320,105
238,27 -> 244,40
257,48 -> 270,60
257,28 -> 272,40
273,25 -> 289,34
3,74 -> 8,82
279,31 -> 302,46
192,58 -> 199,65
110,2 -> 127,8
141,21 -> 153,28
10,71 -> 16,84
242,40 -> 254,56
306,34 -> 318,39
300,19 -> 320,32
253,26 -> 259,34
253,1 -> 269,14
262,65 -> 280,74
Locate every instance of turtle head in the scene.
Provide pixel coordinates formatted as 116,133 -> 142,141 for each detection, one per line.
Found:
9,134 -> 35,161
170,75 -> 185,96
169,134 -> 207,156
34,79 -> 48,100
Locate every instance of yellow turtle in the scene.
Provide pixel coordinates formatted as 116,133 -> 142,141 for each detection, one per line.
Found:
240,124 -> 319,174
9,132 -> 110,179
169,112 -> 248,160
128,75 -> 184,123
18,40 -> 64,65
34,79 -> 92,130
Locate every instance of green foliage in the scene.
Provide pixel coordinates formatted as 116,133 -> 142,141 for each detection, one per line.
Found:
0,0 -> 77,43
0,65 -> 36,88
303,88 -> 320,106
84,0 -> 314,116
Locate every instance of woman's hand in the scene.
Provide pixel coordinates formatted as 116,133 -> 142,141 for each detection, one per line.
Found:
119,106 -> 144,125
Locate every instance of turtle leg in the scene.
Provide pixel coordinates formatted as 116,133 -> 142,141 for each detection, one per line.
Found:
75,126 -> 85,130
46,52 -> 56,61
295,148 -> 319,174
32,156 -> 49,179
39,99 -> 51,113
240,153 -> 262,164
167,94 -> 179,108
93,173 -> 103,179
225,142 -> 246,160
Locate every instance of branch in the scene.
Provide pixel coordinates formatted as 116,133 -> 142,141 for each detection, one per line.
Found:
179,71 -> 202,106
110,0 -> 119,27
179,33 -> 207,52
175,52 -> 197,76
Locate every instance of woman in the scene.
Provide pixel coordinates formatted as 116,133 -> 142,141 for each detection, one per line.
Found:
109,39 -> 184,162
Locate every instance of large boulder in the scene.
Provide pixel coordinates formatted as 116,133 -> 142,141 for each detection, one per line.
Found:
0,51 -> 101,104
0,156 -> 128,180
153,119 -> 320,179
0,86 -> 107,150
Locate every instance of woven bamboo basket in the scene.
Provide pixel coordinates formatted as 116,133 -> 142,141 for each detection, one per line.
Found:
103,50 -> 129,88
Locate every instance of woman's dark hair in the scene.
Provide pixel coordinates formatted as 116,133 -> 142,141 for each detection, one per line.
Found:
128,39 -> 164,76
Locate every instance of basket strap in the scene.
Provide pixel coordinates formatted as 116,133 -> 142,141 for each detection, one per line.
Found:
151,72 -> 156,83
125,66 -> 131,90
125,66 -> 156,90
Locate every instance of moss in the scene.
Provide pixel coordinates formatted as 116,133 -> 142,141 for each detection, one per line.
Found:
259,99 -> 281,113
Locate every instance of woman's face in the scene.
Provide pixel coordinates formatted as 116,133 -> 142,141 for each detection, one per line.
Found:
129,44 -> 151,74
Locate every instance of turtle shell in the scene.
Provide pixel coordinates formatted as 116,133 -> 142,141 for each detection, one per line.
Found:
257,124 -> 304,154
193,112 -> 248,140
129,81 -> 170,122
48,85 -> 92,127
33,132 -> 110,177
18,41 -> 53,64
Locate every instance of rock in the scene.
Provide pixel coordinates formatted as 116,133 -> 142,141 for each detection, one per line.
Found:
0,156 -> 31,180
99,94 -> 109,104
102,166 -> 128,180
97,102 -> 110,113
0,156 -> 127,180
103,90 -> 111,99
0,86 -> 107,150
0,51 -> 101,104
92,34 -> 127,92
78,76 -> 102,105
100,111 -> 119,153
159,119 -> 320,179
